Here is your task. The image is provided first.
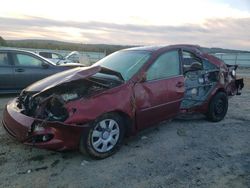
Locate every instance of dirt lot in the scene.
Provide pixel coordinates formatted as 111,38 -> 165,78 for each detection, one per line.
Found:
0,71 -> 250,188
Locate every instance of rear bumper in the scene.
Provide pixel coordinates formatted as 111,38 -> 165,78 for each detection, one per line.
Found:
2,98 -> 90,151
226,78 -> 244,96
235,78 -> 244,95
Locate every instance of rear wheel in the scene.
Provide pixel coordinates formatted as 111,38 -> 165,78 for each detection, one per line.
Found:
206,92 -> 228,122
80,113 -> 125,159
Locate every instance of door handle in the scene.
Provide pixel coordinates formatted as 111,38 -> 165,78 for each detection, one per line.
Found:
15,68 -> 25,72
176,82 -> 184,88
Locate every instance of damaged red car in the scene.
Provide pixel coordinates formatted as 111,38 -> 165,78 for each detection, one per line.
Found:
2,45 -> 244,159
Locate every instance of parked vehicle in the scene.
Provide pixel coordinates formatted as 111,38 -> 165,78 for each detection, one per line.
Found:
38,51 -> 91,66
37,51 -> 65,64
65,51 -> 91,66
2,45 -> 244,159
0,49 -> 82,93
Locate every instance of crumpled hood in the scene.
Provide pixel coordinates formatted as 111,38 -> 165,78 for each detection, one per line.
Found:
25,66 -> 102,92
24,66 -> 123,94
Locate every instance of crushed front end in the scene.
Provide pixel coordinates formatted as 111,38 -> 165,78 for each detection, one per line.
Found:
2,97 -> 88,150
2,67 -> 123,151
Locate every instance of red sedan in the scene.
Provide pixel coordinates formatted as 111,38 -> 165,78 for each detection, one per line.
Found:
2,45 -> 244,159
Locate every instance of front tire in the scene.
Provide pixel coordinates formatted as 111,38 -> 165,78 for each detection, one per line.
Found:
80,113 -> 125,159
206,92 -> 228,122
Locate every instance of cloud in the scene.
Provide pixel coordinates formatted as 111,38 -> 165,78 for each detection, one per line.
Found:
0,16 -> 249,50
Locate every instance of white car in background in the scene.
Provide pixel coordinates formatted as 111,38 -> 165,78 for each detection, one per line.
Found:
65,51 -> 91,66
37,51 -> 65,64
38,51 -> 91,66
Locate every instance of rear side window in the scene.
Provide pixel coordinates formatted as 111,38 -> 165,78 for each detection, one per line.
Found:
146,50 -> 180,81
15,53 -> 43,67
52,53 -> 62,59
0,52 -> 10,66
203,59 -> 218,70
39,52 -> 52,58
182,51 -> 203,72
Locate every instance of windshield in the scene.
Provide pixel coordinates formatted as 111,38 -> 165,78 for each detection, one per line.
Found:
94,50 -> 151,81
65,51 -> 79,59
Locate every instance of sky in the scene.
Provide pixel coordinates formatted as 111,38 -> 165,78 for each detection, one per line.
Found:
0,0 -> 250,50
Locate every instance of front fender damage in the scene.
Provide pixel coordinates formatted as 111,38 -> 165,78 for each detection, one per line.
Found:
64,84 -> 135,124
17,75 -> 134,130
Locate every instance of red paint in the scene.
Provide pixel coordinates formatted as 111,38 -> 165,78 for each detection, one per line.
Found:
134,76 -> 184,130
2,45 -> 243,152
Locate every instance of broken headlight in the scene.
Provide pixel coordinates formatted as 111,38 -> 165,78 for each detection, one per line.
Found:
45,97 -> 69,121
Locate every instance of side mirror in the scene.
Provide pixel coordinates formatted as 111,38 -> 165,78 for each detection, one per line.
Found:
42,62 -> 49,69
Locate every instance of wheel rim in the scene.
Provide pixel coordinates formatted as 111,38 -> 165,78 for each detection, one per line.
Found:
91,119 -> 120,153
215,99 -> 224,115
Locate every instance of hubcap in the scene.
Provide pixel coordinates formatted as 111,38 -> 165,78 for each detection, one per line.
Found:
102,131 -> 110,140
91,119 -> 120,153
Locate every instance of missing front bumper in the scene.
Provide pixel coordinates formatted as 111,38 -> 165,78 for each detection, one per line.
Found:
2,98 -> 91,151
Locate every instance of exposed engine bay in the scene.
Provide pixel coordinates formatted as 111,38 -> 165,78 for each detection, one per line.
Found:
17,76 -> 122,122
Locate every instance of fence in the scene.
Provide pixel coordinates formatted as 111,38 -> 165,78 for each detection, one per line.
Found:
212,53 -> 250,67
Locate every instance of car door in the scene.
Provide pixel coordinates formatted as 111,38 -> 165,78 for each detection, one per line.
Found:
12,52 -> 55,89
52,53 -> 63,62
134,50 -> 185,130
0,51 -> 15,91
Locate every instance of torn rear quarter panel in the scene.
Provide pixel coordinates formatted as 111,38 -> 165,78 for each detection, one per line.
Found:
180,69 -> 218,109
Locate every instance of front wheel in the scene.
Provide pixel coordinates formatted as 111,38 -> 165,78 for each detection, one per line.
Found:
206,92 -> 228,122
80,113 -> 125,159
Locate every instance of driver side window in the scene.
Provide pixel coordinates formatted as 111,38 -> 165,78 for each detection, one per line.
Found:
146,50 -> 180,81
15,53 -> 43,67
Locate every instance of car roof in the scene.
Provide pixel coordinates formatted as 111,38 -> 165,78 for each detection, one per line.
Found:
37,51 -> 61,54
121,44 -> 224,67
0,48 -> 36,54
122,44 -> 203,53
122,46 -> 164,52
0,48 -> 56,65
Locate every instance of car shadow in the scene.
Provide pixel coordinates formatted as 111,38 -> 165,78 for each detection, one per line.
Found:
174,113 -> 207,122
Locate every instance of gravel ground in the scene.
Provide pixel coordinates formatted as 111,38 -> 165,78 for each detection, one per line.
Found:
0,72 -> 249,188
